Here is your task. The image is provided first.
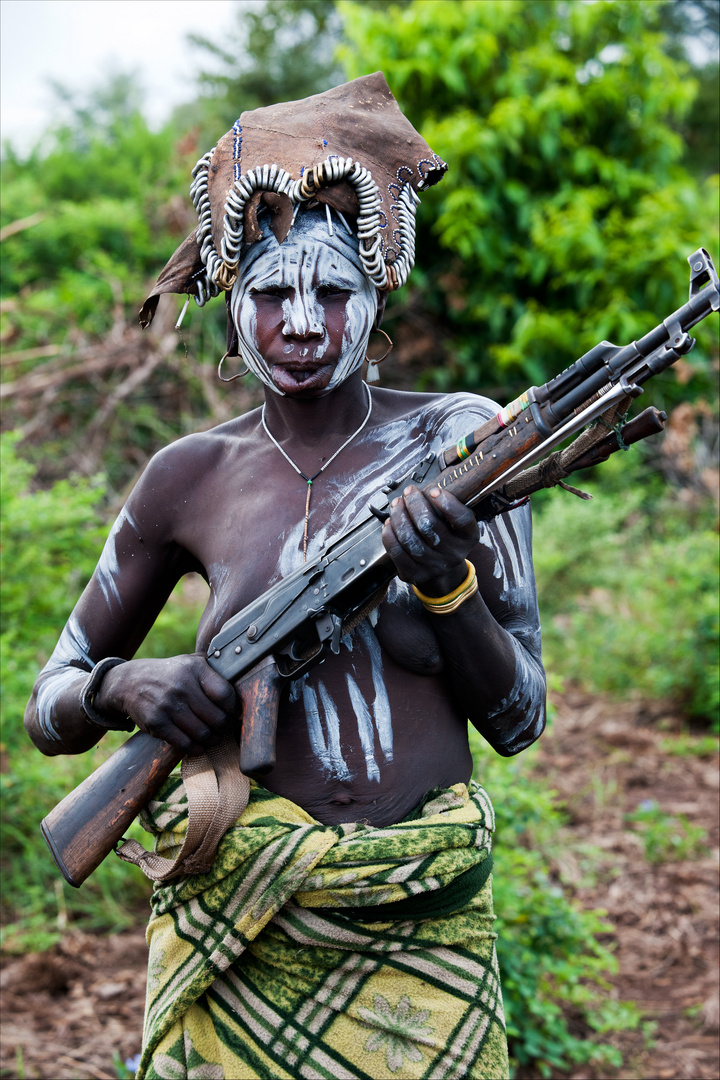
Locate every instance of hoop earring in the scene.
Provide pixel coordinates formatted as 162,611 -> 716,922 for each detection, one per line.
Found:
364,328 -> 393,384
218,352 -> 250,382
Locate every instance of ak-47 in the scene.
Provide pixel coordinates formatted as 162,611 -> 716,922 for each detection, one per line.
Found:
42,248 -> 719,887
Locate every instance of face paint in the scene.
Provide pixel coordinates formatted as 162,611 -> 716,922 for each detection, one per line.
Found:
230,208 -> 377,395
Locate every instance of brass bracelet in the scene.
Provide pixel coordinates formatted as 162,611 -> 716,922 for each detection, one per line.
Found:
412,560 -> 478,615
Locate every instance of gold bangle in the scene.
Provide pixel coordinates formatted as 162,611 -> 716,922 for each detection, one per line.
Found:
412,560 -> 478,615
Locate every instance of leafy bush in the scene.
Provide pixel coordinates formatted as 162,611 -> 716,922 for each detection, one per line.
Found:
470,730 -> 640,1076
532,455 -> 720,726
0,435 -> 207,949
340,0 -> 719,407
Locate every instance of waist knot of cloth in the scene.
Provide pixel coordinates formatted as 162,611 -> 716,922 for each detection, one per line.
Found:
140,779 -> 495,936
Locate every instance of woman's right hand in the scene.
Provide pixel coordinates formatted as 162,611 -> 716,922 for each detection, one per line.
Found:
95,654 -> 238,755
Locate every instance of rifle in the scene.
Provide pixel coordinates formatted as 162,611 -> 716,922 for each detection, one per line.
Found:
42,247 -> 719,887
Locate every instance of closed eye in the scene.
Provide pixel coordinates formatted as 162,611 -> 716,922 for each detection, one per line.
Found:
317,284 -> 351,299
251,286 -> 290,299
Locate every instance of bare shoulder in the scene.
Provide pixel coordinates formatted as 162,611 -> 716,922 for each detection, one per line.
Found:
121,409 -> 262,536
371,386 -> 500,439
136,409 -> 262,488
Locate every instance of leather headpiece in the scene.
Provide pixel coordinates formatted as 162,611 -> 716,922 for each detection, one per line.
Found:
139,72 -> 447,327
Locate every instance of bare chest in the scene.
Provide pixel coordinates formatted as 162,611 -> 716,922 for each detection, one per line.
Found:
175,441 -> 400,649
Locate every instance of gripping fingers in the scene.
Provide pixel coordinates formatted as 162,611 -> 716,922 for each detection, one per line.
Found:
199,668 -> 238,716
144,709 -> 208,756
402,487 -> 442,547
388,495 -> 426,559
427,487 -> 479,540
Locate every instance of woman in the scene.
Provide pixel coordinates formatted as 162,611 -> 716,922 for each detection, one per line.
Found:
26,74 -> 545,1080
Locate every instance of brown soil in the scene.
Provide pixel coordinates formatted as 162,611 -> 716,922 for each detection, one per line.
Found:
1,692 -> 718,1080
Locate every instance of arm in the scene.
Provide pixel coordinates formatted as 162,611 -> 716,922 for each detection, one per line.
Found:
24,445 -> 236,758
381,483 -> 546,755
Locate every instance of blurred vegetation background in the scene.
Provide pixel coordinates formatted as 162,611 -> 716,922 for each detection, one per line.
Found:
1,1 -> 718,1075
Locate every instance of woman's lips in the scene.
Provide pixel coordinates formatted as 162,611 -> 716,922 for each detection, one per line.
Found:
271,363 -> 328,392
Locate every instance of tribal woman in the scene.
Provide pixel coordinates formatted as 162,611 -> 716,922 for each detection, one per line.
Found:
25,73 -> 546,1080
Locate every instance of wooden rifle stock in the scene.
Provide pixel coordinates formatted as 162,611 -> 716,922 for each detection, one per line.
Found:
42,659 -> 284,887
41,733 -> 181,887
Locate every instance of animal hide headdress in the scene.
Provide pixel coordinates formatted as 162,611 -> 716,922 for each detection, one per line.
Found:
139,72 -> 447,328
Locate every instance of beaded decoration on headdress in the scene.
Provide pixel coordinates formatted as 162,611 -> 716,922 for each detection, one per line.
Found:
139,72 -> 447,329
188,150 -> 421,307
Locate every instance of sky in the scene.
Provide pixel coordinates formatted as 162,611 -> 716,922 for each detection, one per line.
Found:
0,0 -> 244,153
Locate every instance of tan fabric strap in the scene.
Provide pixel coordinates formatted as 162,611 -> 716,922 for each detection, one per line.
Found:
115,735 -> 249,882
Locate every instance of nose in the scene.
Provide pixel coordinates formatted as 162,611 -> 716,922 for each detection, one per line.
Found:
282,291 -> 324,339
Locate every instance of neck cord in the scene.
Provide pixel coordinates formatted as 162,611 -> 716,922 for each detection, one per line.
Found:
261,383 -> 373,563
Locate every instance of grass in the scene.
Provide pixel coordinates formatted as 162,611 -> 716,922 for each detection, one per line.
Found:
624,799 -> 709,864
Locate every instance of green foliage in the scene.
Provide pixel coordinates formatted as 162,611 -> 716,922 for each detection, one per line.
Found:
659,732 -> 720,757
625,799 -> 709,863
1,79 -> 195,346
531,456 -> 720,726
0,437 -> 206,945
112,1049 -> 139,1080
657,1 -> 719,178
339,0 -> 719,407
470,731 -> 640,1076
0,73 -> 236,490
0,431 -> 106,717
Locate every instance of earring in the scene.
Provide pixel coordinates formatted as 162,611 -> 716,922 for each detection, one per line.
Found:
364,328 -> 393,383
218,352 -> 250,382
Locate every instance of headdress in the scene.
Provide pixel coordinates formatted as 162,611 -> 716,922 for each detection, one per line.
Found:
139,72 -> 447,328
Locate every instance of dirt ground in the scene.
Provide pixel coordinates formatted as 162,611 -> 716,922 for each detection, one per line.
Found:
1,691 -> 718,1080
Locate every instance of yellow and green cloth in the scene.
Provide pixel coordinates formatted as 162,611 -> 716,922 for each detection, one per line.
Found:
137,777 -> 509,1079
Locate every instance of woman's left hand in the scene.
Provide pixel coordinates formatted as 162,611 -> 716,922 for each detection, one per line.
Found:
381,484 -> 479,596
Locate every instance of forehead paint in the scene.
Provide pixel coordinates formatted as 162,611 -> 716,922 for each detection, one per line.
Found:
230,211 -> 377,395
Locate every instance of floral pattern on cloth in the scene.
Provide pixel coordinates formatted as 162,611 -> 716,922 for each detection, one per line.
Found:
359,994 -> 436,1073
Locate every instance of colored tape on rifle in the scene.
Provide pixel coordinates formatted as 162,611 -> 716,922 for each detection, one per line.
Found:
497,392 -> 531,428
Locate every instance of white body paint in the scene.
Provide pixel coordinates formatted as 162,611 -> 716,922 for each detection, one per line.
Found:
35,507 -> 139,741
94,509 -> 138,611
36,614 -> 96,742
230,209 -> 378,394
267,390 -> 544,778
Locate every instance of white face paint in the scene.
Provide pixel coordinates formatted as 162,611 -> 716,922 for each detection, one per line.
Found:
230,208 -> 378,395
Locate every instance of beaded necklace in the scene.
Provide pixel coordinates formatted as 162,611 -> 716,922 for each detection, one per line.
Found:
261,383 -> 373,563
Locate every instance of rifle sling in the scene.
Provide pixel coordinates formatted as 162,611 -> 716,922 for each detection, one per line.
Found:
115,734 -> 249,882
504,395 -> 632,502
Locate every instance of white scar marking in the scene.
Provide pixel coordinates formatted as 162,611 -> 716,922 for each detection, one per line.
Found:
357,622 -> 393,762
95,523 -> 123,610
346,673 -> 380,782
55,615 -> 94,667
485,636 -> 545,749
301,682 -> 331,771
317,680 -> 352,780
208,562 -> 232,622
36,613 -> 106,741
121,506 -> 141,538
478,523 -> 508,591
277,520 -> 306,577
288,671 -> 309,703
36,667 -> 86,742
495,515 -> 523,587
